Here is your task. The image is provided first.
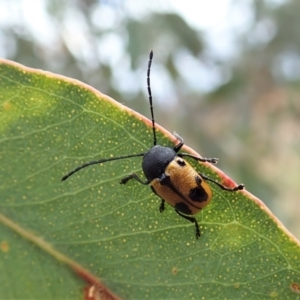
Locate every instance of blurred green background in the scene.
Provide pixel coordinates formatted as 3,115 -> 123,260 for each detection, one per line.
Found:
1,0 -> 299,240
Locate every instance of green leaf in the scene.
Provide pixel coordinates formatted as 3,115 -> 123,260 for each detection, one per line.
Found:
1,59 -> 300,300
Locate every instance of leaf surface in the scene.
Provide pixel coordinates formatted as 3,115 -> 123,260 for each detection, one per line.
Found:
0,59 -> 300,299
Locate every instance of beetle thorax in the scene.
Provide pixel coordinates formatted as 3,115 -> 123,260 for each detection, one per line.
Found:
142,145 -> 176,182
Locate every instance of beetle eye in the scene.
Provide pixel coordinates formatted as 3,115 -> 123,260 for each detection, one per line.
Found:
176,158 -> 186,167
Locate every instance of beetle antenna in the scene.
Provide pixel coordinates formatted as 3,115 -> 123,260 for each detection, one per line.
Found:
61,153 -> 144,181
147,50 -> 157,146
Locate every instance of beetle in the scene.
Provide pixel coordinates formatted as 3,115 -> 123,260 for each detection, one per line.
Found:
61,50 -> 244,238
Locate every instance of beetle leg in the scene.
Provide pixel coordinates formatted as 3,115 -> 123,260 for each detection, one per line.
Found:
200,173 -> 244,191
178,153 -> 218,164
150,186 -> 165,212
173,132 -> 184,143
159,199 -> 165,213
150,186 -> 165,213
120,173 -> 149,185
173,132 -> 184,152
175,210 -> 201,239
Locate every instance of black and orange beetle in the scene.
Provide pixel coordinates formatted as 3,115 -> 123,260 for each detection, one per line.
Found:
62,50 -> 244,238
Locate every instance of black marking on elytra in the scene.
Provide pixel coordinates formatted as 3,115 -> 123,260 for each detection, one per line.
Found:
175,202 -> 192,214
187,175 -> 208,202
159,173 -> 173,186
176,158 -> 186,167
195,175 -> 202,186
189,186 -> 208,202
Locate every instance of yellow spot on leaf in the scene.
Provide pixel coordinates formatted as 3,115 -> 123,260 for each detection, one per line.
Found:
0,241 -> 9,252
